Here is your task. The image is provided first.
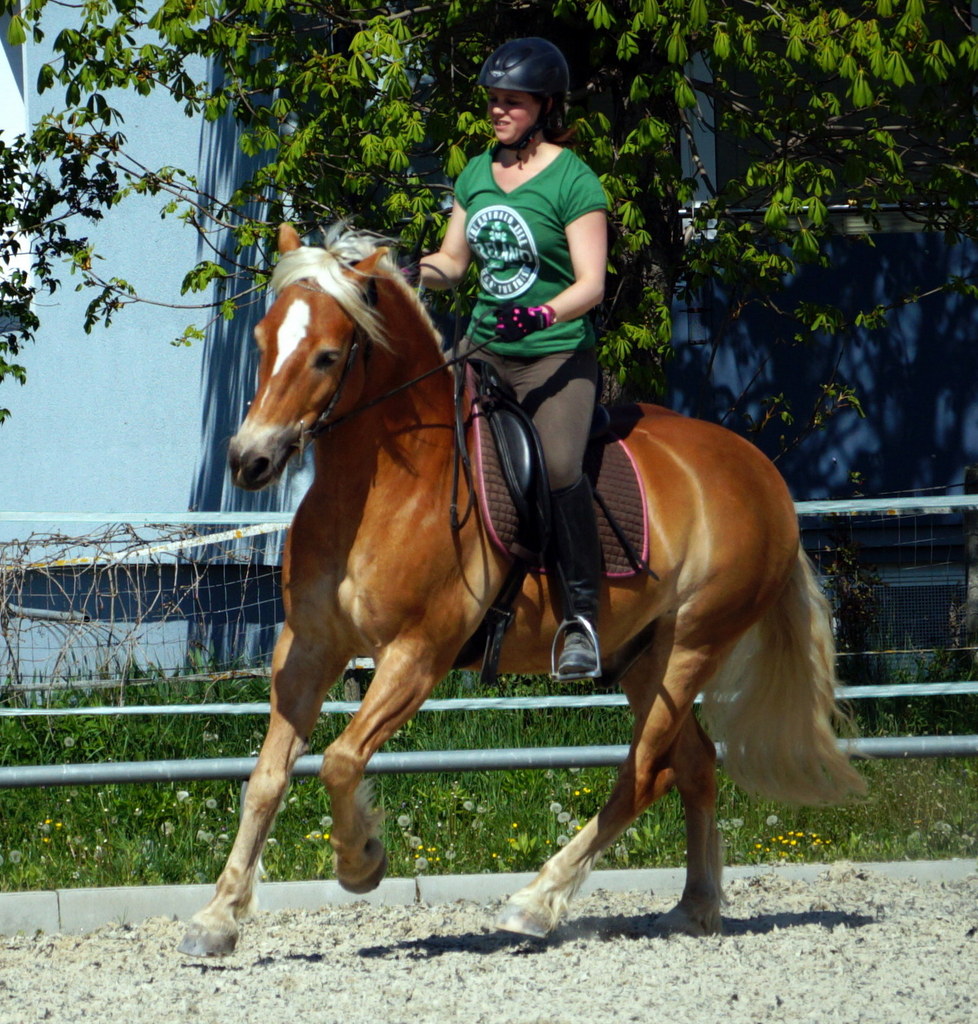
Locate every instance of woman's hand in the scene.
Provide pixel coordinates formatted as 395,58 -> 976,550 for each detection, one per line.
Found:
493,304 -> 556,341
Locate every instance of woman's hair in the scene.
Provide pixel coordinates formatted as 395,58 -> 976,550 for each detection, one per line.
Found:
538,93 -> 578,146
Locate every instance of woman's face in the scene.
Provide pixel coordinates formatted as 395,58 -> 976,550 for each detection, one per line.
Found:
486,89 -> 544,146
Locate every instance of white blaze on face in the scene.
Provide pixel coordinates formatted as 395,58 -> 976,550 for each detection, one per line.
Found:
272,297 -> 311,378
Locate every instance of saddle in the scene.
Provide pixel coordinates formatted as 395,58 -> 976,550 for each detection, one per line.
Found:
455,360 -> 651,684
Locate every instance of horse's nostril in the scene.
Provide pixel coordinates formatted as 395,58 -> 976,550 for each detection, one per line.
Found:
245,457 -> 271,487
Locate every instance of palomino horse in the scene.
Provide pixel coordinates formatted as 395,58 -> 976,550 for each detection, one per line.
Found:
179,223 -> 864,956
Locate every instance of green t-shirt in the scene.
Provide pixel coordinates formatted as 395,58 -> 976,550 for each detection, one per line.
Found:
455,147 -> 608,356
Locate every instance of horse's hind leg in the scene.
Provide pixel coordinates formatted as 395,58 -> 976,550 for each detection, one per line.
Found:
178,627 -> 341,956
654,714 -> 723,936
497,627 -> 726,937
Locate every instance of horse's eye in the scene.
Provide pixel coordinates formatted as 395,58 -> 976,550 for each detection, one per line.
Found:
313,349 -> 340,372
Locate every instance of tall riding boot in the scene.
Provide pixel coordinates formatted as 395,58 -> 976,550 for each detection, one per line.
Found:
550,475 -> 602,681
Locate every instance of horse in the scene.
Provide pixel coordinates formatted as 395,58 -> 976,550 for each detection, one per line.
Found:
178,222 -> 865,956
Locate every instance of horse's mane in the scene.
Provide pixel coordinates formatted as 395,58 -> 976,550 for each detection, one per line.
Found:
270,223 -> 438,352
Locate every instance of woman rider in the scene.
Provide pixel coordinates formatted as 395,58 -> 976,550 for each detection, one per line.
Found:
417,37 -> 608,681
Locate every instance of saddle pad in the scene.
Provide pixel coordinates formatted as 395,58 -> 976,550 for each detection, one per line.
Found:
471,400 -> 649,579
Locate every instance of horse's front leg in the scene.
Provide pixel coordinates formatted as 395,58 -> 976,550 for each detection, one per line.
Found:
178,626 -> 343,956
319,641 -> 444,893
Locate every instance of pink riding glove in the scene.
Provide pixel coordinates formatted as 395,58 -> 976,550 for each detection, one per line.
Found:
493,304 -> 556,342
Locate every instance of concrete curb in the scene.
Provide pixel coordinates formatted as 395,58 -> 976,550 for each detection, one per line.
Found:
1,859 -> 974,937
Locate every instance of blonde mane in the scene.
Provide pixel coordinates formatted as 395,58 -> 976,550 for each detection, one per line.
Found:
269,223 -> 412,349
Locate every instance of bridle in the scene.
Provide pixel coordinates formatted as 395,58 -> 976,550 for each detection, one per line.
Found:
289,275 -> 496,505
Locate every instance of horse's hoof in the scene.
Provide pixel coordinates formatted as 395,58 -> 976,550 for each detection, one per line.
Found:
337,839 -> 388,895
177,921 -> 238,957
655,904 -> 721,937
495,902 -> 550,938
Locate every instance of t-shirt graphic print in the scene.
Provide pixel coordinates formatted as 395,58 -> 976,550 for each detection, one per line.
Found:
467,205 -> 540,300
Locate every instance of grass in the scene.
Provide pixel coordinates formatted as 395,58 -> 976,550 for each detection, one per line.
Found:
1,671 -> 976,892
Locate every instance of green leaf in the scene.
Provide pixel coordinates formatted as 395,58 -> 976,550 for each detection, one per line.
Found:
6,14 -> 26,46
763,201 -> 788,230
666,27 -> 688,65
586,0 -> 615,30
688,0 -> 707,31
639,0 -> 660,27
851,72 -> 874,108
673,77 -> 696,109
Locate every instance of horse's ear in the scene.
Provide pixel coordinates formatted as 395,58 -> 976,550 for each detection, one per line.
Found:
350,248 -> 390,307
278,224 -> 302,253
351,247 -> 389,275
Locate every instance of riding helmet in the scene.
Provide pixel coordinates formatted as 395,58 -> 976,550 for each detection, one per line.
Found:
477,37 -> 570,96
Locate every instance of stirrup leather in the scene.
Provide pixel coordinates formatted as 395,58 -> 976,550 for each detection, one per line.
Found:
550,615 -> 602,681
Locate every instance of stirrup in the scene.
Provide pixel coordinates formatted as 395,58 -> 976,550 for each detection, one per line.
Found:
550,616 -> 602,682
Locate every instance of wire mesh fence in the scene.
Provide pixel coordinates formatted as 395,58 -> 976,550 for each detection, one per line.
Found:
0,522 -> 287,696
2,499 -> 977,701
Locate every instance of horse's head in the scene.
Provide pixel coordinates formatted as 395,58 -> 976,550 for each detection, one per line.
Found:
228,223 -> 397,490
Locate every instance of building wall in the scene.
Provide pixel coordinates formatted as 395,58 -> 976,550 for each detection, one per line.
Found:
668,231 -> 978,501
3,17 -> 977,518
0,19 -> 310,521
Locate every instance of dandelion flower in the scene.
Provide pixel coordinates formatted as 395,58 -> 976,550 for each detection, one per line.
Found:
766,814 -> 779,826
205,798 -> 218,810
557,811 -> 571,824
397,814 -> 412,829
462,801 -> 475,812
176,791 -> 190,803
63,736 -> 76,749
549,802 -> 562,814
414,857 -> 429,872
320,816 -> 333,829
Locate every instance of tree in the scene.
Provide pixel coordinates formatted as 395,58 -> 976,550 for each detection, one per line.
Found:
2,0 -> 977,442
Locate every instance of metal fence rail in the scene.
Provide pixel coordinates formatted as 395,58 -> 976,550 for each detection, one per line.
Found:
2,735 -> 976,790
5,684 -> 976,790
2,682 -> 977,721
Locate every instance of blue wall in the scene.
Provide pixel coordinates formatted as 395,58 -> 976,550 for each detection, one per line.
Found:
669,232 -> 978,500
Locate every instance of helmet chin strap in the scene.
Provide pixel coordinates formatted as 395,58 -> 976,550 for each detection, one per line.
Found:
499,123 -> 545,152
497,96 -> 551,153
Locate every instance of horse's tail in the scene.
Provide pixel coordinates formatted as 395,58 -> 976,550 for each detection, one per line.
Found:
702,546 -> 867,805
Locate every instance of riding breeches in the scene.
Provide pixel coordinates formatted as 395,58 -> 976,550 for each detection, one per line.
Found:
467,346 -> 600,491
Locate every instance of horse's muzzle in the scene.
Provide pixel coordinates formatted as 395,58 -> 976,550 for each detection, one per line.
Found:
227,422 -> 301,490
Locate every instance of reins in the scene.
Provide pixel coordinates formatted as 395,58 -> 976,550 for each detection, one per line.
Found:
300,310 -> 496,441
293,270 -> 494,531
